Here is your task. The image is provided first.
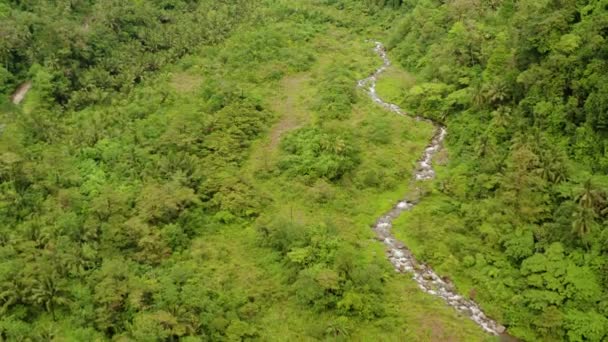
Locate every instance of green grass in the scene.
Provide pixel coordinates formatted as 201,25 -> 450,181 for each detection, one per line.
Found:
375,65 -> 416,105
169,72 -> 203,93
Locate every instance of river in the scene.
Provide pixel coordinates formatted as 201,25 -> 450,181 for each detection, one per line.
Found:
358,41 -> 506,336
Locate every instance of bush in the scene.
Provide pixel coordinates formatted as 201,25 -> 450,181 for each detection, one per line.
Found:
405,82 -> 452,120
354,166 -> 397,190
365,119 -> 392,145
314,65 -> 356,120
279,127 -> 360,181
308,179 -> 336,204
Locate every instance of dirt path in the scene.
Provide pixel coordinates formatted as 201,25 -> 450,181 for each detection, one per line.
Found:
10,81 -> 32,105
267,74 -> 310,151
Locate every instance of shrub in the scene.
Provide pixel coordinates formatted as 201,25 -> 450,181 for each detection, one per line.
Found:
279,127 -> 360,181
314,65 -> 356,120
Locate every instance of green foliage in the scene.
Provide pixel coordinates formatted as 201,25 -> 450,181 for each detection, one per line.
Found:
279,127 -> 360,181
1,0 -> 255,108
405,82 -> 452,120
260,220 -> 387,319
6,0 -> 595,340
564,309 -> 608,342
0,1 -> 299,338
314,64 -> 357,120
383,0 -> 608,339
0,66 -> 13,95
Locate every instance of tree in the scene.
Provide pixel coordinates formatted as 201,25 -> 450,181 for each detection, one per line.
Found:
574,179 -> 605,213
29,274 -> 70,321
0,275 -> 25,315
572,206 -> 596,247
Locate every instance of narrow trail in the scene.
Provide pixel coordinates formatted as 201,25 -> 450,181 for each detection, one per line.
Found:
10,81 -> 32,105
358,42 -> 506,336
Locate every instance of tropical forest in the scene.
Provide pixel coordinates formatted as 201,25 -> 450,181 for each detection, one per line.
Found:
0,0 -> 607,341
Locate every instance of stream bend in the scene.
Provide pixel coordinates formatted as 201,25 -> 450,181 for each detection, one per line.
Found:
358,41 -> 505,336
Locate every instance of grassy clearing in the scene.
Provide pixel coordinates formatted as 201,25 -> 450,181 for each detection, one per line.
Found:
169,72 -> 203,93
375,65 -> 417,105
267,74 -> 312,149
245,73 -> 313,173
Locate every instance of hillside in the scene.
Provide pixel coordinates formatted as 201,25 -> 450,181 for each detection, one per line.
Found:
1,0 -> 607,341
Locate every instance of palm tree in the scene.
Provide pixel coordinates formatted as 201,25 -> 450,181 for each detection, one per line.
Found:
19,220 -> 53,250
481,80 -> 509,106
320,135 -> 347,155
167,305 -> 200,339
0,277 -> 24,314
325,317 -> 351,338
491,107 -> 511,129
572,206 -> 596,249
537,150 -> 567,184
30,275 -> 70,321
575,179 -> 606,212
570,179 -> 607,248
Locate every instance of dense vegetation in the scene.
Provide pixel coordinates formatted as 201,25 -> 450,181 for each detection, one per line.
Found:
2,0 -> 606,340
0,0 -> 490,340
375,0 -> 608,340
0,0 -> 255,108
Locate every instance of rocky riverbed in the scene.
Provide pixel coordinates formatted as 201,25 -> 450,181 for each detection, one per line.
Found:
358,41 -> 506,336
